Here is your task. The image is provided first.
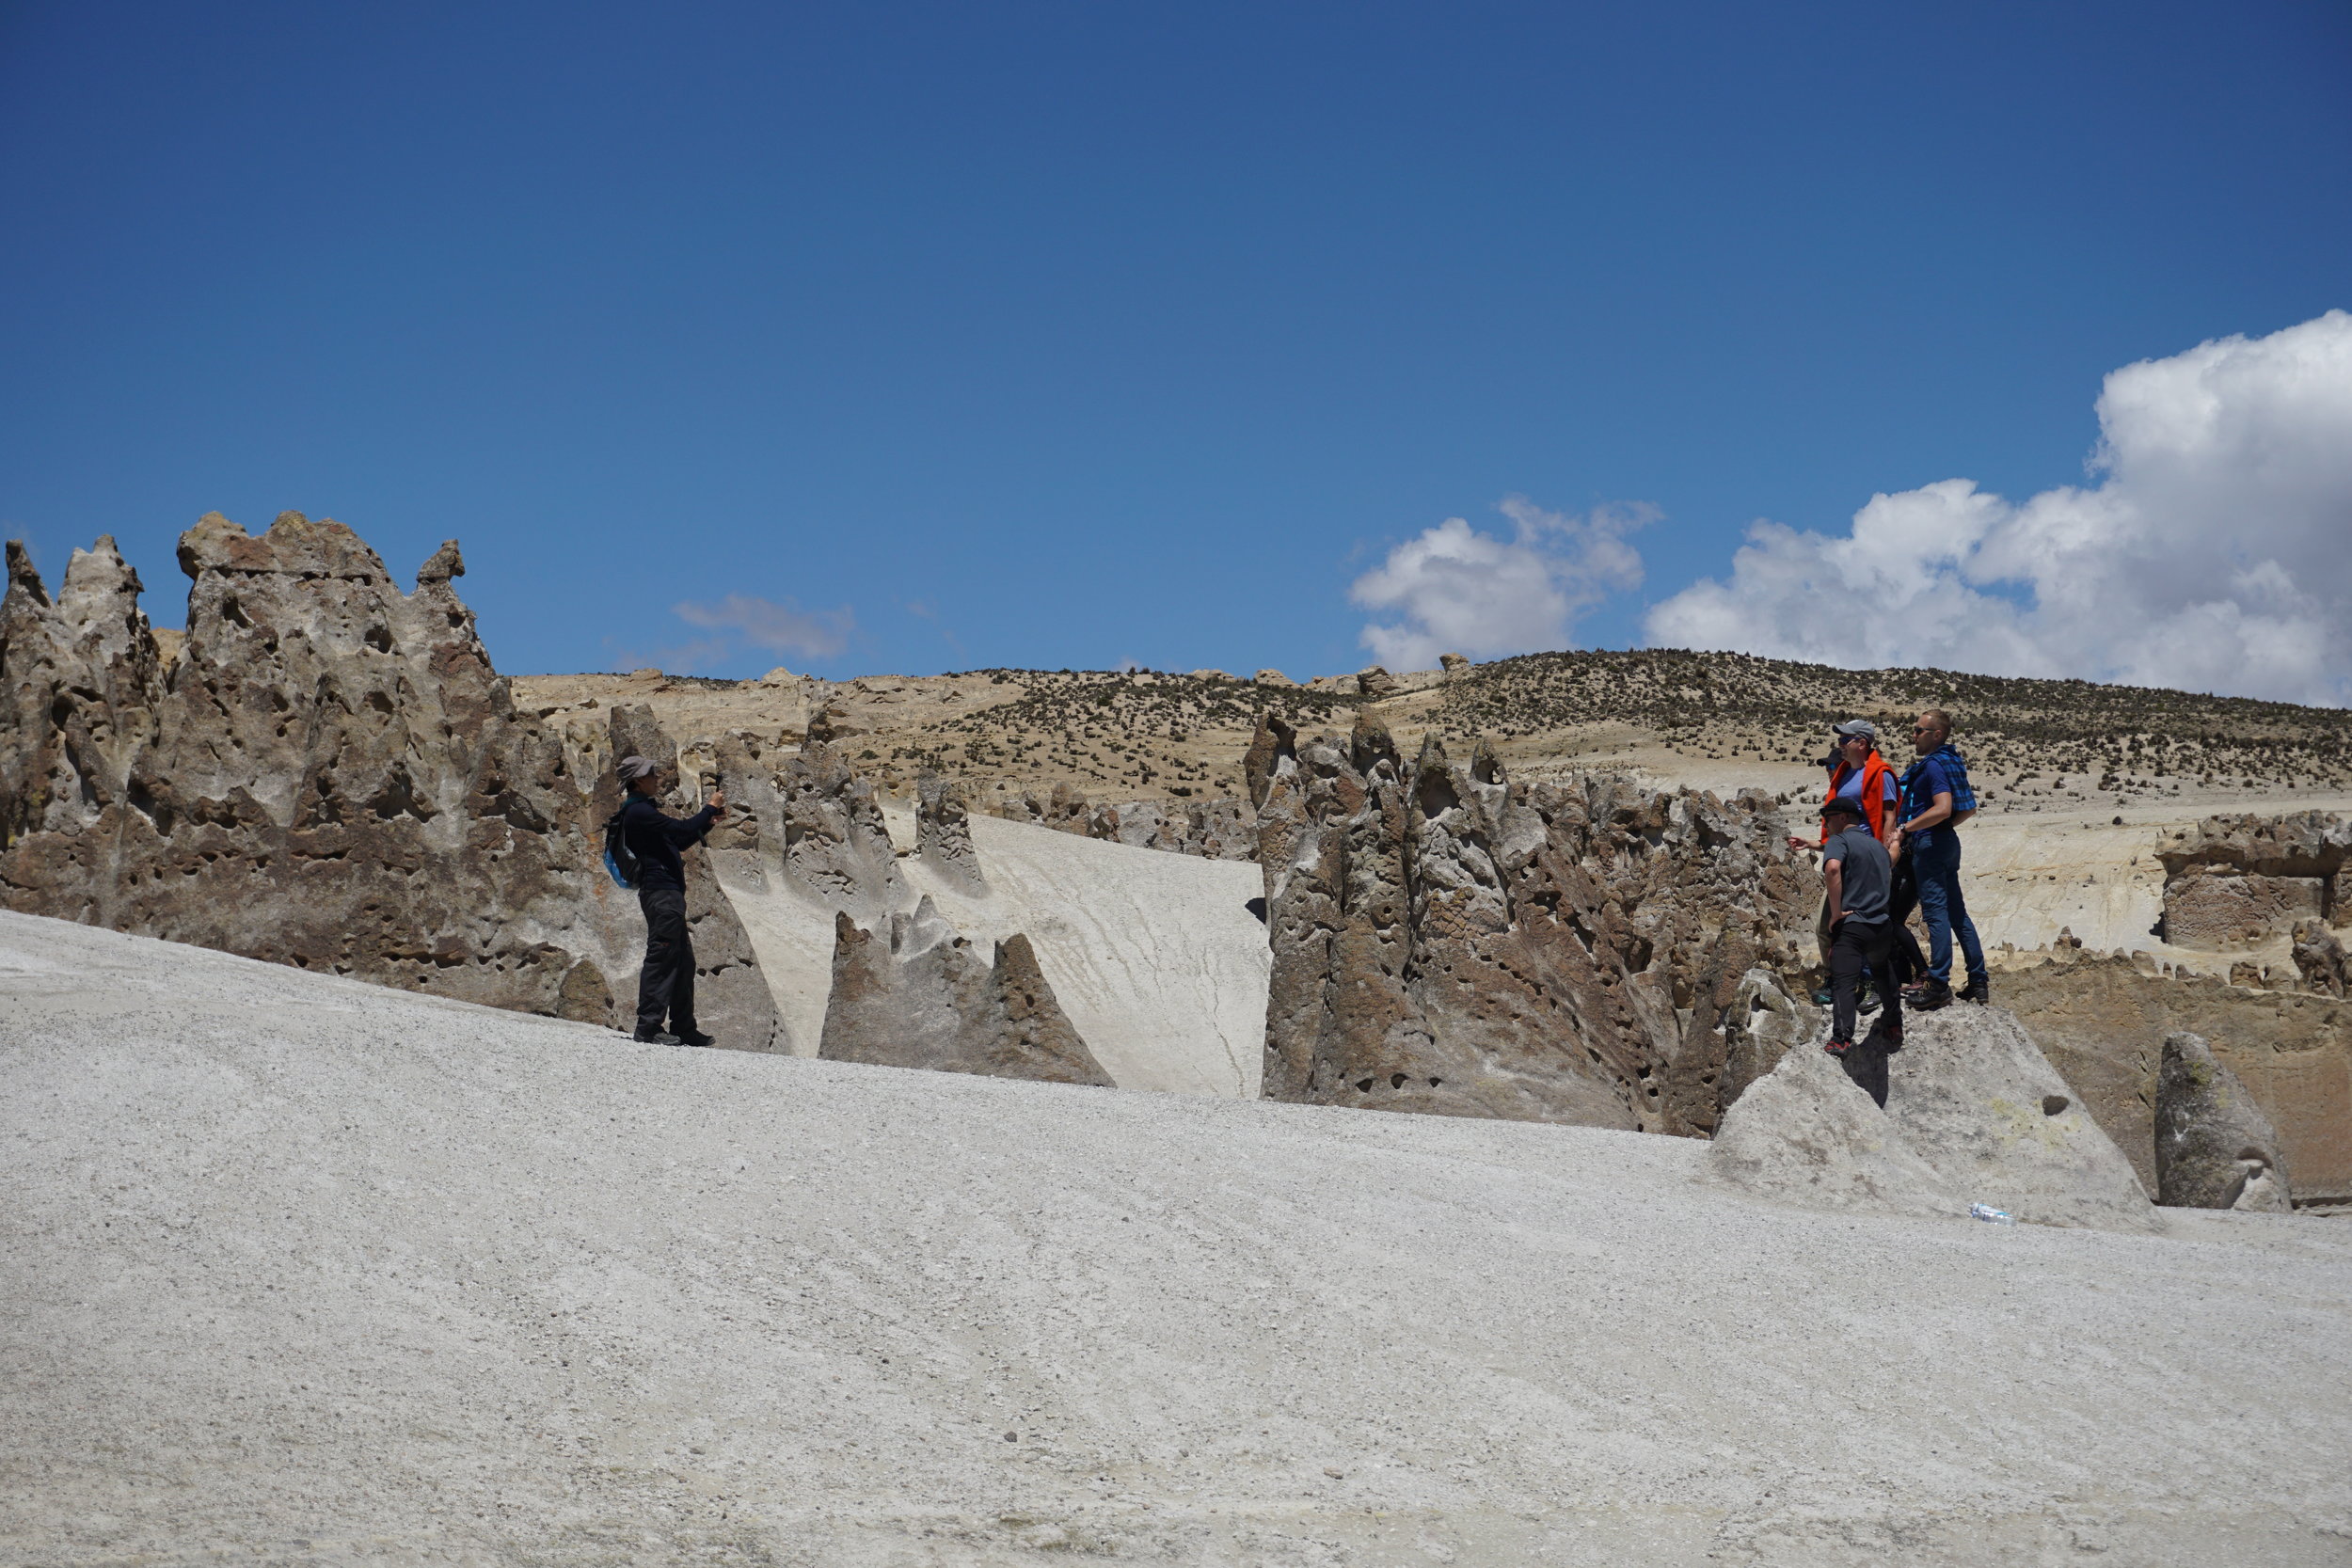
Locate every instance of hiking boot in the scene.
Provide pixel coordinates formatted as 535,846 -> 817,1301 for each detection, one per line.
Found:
632,1029 -> 681,1046
1957,975 -> 1992,1006
1810,987 -> 1835,1007
1858,981 -> 1883,1015
1913,979 -> 1953,1011
675,1030 -> 717,1049
1880,1026 -> 1903,1053
1823,1037 -> 1852,1056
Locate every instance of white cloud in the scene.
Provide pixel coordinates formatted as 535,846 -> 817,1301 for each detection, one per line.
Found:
1351,496 -> 1651,671
1645,309 -> 2352,705
672,593 -> 855,660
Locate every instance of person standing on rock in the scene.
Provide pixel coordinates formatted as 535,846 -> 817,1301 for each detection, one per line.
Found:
1820,794 -> 1903,1108
1787,719 -> 1921,1009
1890,709 -> 1989,1010
616,755 -> 724,1048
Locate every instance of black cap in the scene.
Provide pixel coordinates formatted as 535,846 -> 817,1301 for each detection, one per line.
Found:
1820,796 -> 1865,822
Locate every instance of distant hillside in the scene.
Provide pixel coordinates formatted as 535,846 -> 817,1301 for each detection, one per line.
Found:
524,649 -> 2352,807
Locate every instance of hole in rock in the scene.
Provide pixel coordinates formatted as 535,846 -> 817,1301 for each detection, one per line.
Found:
1390,1073 -> 1406,1088
2042,1095 -> 2069,1116
1355,1078 -> 1374,1093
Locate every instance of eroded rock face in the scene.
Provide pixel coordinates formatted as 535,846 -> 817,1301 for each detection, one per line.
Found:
1245,712 -> 1815,1132
917,771 -> 986,892
775,739 -> 904,923
2158,812 -> 2349,948
0,513 -> 784,1050
1721,969 -> 1821,1111
2291,920 -> 2349,999
1883,1006 -> 2157,1232
2155,1032 -> 2294,1212
818,899 -> 1111,1085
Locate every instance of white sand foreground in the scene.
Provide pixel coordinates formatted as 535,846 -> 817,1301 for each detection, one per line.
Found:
4,911 -> 2349,1566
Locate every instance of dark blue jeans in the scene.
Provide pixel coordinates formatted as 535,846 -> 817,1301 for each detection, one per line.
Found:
1910,832 -> 1985,987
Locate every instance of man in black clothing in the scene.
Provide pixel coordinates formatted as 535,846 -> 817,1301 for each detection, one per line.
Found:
616,754 -> 724,1047
1820,795 -> 1904,1108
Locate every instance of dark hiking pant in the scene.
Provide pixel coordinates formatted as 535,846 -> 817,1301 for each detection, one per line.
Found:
635,885 -> 697,1037
1829,916 -> 1903,1108
1885,858 -> 1929,988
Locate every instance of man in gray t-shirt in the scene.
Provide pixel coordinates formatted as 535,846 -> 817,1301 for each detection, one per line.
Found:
1820,796 -> 1903,1106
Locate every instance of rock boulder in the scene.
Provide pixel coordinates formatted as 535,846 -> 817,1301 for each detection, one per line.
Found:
1705,1037 -> 1959,1217
1884,1006 -> 2158,1231
2155,1031 -> 2294,1212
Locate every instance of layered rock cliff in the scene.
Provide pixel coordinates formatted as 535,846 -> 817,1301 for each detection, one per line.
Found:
0,513 -> 783,1048
1244,712 -> 1816,1133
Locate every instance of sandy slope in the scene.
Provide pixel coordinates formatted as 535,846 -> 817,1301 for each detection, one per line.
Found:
5,911 -> 2348,1566
717,811 -> 1269,1096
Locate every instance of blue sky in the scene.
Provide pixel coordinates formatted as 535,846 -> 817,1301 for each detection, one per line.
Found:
4,2 -> 2347,690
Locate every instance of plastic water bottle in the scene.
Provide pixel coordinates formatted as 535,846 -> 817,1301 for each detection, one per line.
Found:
1969,1202 -> 2017,1226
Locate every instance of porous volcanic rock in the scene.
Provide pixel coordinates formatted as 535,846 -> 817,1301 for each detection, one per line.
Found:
1883,1006 -> 2158,1231
1244,712 -> 1815,1132
818,900 -> 1111,1085
0,513 -> 783,1048
775,738 -> 905,923
1704,1037 -> 1958,1217
1996,952 -> 2352,1205
2291,919 -> 2349,999
2157,812 -> 2350,949
917,771 -> 986,892
2155,1031 -> 2294,1212
1720,968 -> 1822,1110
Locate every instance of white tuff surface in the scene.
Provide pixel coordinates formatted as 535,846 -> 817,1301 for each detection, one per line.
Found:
720,812 -> 1269,1097
5,911 -> 2349,1566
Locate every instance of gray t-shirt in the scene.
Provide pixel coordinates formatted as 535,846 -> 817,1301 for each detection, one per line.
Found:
1823,823 -> 1892,925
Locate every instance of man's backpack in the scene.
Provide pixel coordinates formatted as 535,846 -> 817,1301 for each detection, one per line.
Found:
602,805 -> 641,890
1933,746 -> 1978,829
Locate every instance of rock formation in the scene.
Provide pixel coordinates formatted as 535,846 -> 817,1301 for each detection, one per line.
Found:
1244,712 -> 1815,1132
2155,1031 -> 2294,1212
0,513 -> 784,1048
818,899 -> 1111,1085
1705,1038 -> 1957,1217
1253,669 -> 1296,688
917,771 -> 986,892
1720,968 -> 1822,1110
774,738 -> 905,923
2157,811 -> 2349,948
1883,1006 -> 2158,1231
1996,950 -> 2351,1206
993,785 -> 1257,862
1438,653 -> 1469,674
2291,919 -> 2349,998
1355,665 -> 1400,697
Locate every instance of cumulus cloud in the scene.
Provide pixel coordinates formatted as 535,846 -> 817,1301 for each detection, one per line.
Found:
672,593 -> 855,660
1351,496 -> 1652,671
1645,309 -> 2352,706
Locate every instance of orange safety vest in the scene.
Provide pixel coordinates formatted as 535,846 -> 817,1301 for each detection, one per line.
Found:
1820,751 -> 1896,844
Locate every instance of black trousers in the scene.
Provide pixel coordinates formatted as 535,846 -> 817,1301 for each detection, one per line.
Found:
1825,921 -> 1900,1053
635,884 -> 697,1037
1885,859 -> 1930,988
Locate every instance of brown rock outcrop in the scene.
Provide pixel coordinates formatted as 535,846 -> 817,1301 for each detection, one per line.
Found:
1356,665 -> 1401,697
774,738 -> 904,923
1245,712 -> 1815,1132
1997,952 -> 2350,1204
2293,919 -> 2350,999
0,513 -> 784,1049
916,771 -> 986,892
818,899 -> 1111,1085
2156,812 -> 2349,948
2154,1031 -> 2293,1212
